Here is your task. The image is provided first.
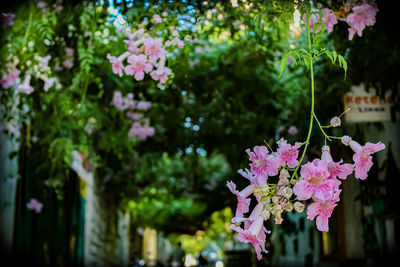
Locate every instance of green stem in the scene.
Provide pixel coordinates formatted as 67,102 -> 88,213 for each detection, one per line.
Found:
313,113 -> 331,142
290,11 -> 315,182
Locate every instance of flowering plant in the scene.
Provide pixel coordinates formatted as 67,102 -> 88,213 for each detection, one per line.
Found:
227,1 -> 384,260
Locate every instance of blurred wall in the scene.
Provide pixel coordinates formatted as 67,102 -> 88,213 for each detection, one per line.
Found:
0,127 -> 19,256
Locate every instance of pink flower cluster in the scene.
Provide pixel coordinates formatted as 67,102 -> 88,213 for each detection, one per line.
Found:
112,91 -> 155,140
1,53 -> 59,94
303,1 -> 378,40
1,64 -> 20,89
346,2 -> 378,40
228,135 -> 384,259
107,26 -> 183,83
27,198 -> 43,213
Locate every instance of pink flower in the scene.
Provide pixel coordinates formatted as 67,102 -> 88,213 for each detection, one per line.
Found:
27,198 -> 43,213
107,54 -> 125,77
246,146 -> 279,186
125,54 -> 153,81
2,13 -> 15,26
277,138 -> 301,168
288,125 -> 298,135
55,5 -> 63,13
36,55 -> 51,68
227,181 -> 252,220
348,139 -> 385,180
63,59 -> 74,69
230,216 -> 269,260
126,112 -> 141,120
128,122 -> 155,140
150,67 -> 171,83
152,14 -> 162,23
1,69 -> 20,89
37,1 -> 45,8
303,12 -> 321,33
136,101 -> 152,110
124,40 -> 140,54
321,8 -> 338,33
321,145 -> 353,180
18,75 -> 34,94
307,190 -> 341,231
65,47 -> 74,58
238,168 -> 257,185
177,39 -> 185,49
346,3 -> 378,40
143,38 -> 166,62
293,160 -> 337,201
112,91 -> 128,111
43,77 -> 57,92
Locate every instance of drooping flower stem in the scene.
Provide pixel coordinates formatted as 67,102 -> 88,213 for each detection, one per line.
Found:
290,11 -> 315,182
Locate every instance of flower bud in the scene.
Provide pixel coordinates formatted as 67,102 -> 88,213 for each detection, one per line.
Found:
264,204 -> 273,213
272,196 -> 279,204
273,203 -> 282,212
294,201 -> 305,213
282,187 -> 293,199
283,202 -> 293,212
330,116 -> 341,127
279,169 -> 290,180
274,211 -> 283,224
341,135 -> 352,146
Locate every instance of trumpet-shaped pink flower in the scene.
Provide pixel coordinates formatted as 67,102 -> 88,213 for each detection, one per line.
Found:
307,190 -> 341,232
107,54 -> 125,77
238,168 -> 257,185
277,138 -> 301,168
18,75 -> 34,94
321,8 -> 338,33
293,160 -> 337,201
246,146 -> 279,186
36,55 -> 51,68
348,140 -> 385,180
230,216 -> 269,260
143,38 -> 166,62
113,91 -> 128,111
43,77 -> 57,92
346,3 -> 378,40
150,67 -> 171,83
125,54 -> 153,81
27,198 -> 43,213
227,181 -> 252,221
321,145 -> 354,180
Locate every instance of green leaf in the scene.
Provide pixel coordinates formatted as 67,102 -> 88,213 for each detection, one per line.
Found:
339,55 -> 347,79
279,53 -> 289,77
